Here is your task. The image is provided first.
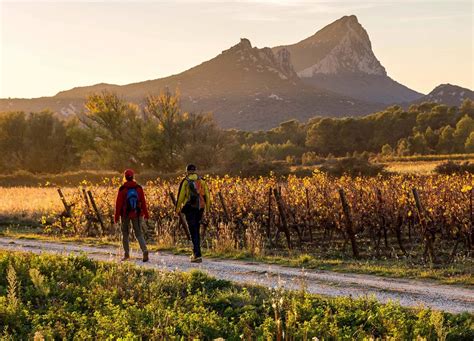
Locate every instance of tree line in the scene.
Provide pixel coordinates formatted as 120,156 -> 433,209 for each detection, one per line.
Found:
0,91 -> 472,174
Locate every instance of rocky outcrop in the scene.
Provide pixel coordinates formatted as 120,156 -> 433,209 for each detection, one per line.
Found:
273,15 -> 423,104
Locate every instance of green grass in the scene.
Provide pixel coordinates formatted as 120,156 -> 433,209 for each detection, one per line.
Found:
1,227 -> 472,286
1,251 -> 473,340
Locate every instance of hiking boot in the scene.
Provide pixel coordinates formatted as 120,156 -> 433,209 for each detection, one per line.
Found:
190,256 -> 202,263
142,251 -> 149,262
121,254 -> 130,261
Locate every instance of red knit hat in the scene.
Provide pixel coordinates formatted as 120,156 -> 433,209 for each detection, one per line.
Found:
124,169 -> 134,180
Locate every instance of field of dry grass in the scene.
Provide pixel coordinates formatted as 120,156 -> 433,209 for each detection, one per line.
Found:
384,161 -> 442,174
384,158 -> 474,174
0,187 -> 77,223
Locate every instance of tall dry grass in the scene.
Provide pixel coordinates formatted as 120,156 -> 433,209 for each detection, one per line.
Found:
0,187 -> 77,222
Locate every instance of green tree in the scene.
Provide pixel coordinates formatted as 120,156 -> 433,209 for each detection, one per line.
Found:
381,144 -> 393,156
415,104 -> 456,132
251,141 -> 272,162
436,126 -> 455,154
142,90 -> 186,171
269,119 -> 306,146
424,127 -> 438,151
22,111 -> 79,173
453,115 -> 474,151
460,99 -> 474,118
396,138 -> 410,156
0,111 -> 27,171
408,133 -> 428,154
79,91 -> 143,170
181,112 -> 226,170
464,131 -> 474,153
66,118 -> 98,169
0,111 -> 79,173
306,118 -> 344,156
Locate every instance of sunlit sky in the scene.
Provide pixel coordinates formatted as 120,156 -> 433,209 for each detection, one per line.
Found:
0,0 -> 472,98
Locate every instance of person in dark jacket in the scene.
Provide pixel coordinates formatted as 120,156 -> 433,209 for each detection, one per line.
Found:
114,169 -> 149,262
175,164 -> 210,263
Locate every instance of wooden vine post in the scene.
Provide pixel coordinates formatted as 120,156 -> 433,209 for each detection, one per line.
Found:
412,187 -> 435,263
373,188 -> 383,255
266,188 -> 272,240
375,188 -> 388,248
57,188 -> 74,231
82,188 -> 90,209
218,191 -> 230,222
470,188 -> 473,248
81,188 -> 94,235
305,187 -> 313,243
273,188 -> 292,250
168,191 -> 191,241
87,190 -> 104,235
338,188 -> 359,258
470,188 -> 473,223
57,188 -> 72,217
376,188 -> 406,256
470,188 -> 473,224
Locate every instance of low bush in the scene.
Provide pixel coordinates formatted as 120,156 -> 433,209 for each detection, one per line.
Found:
379,153 -> 474,163
301,151 -> 325,166
434,161 -> 474,174
228,160 -> 291,177
319,157 -> 386,177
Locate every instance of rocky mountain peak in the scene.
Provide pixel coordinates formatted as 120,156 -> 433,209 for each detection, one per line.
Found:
431,83 -> 463,93
297,15 -> 386,77
342,14 -> 358,22
275,48 -> 295,78
420,83 -> 474,105
224,38 -> 253,54
272,15 -> 422,104
338,15 -> 361,28
238,38 -> 252,50
222,38 -> 298,81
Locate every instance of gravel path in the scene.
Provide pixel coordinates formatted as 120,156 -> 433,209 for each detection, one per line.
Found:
1,237 -> 473,314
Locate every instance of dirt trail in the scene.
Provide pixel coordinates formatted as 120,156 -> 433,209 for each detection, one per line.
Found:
0,237 -> 472,314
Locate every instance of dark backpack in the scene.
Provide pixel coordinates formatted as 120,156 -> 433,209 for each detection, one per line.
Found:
126,187 -> 140,213
186,178 -> 203,209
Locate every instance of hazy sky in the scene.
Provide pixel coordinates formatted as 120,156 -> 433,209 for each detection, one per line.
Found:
1,0 -> 472,98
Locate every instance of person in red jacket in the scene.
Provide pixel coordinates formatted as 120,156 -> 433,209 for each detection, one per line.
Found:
114,169 -> 149,262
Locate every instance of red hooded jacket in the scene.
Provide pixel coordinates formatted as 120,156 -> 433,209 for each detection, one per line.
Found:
114,181 -> 150,223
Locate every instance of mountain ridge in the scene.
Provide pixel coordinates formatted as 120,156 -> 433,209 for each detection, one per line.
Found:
0,36 -> 382,130
1,15 -> 470,130
408,84 -> 474,107
273,15 -> 423,104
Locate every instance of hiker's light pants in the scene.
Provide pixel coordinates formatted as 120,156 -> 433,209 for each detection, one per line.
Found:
121,216 -> 148,255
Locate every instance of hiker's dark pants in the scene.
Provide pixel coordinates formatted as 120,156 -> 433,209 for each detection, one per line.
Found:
183,205 -> 204,257
121,216 -> 148,256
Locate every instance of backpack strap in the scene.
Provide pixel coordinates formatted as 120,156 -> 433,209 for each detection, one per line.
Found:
176,178 -> 187,211
131,185 -> 141,213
